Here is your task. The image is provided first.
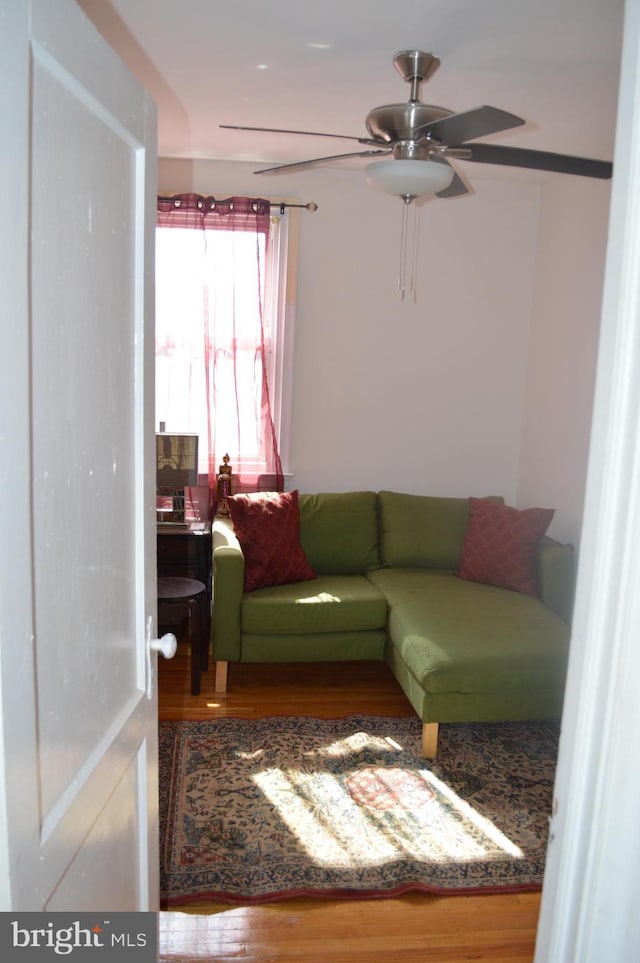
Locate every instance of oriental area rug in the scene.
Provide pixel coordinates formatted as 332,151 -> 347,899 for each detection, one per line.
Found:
159,715 -> 559,906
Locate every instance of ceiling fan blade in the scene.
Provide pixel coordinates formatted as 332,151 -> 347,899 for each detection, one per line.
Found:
437,169 -> 470,199
416,106 -> 525,146
254,149 -> 391,175
221,124 -> 379,146
463,143 -> 613,179
429,156 -> 470,198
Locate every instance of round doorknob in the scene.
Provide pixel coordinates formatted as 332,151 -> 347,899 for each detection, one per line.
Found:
150,632 -> 177,659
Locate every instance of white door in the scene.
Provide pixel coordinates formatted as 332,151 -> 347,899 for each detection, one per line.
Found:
0,0 -> 160,909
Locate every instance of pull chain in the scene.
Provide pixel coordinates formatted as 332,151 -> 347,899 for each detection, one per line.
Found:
398,199 -> 421,302
399,201 -> 409,300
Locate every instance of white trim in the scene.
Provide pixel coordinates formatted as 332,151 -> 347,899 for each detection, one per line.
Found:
535,1 -> 640,959
0,0 -> 32,909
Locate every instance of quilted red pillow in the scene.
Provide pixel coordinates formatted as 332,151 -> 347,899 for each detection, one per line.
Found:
456,497 -> 554,596
227,490 -> 316,593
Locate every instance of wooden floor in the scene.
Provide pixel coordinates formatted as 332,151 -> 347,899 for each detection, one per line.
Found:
158,645 -> 542,963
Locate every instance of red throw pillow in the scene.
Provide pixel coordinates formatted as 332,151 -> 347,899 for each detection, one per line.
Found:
227,490 -> 317,593
456,497 -> 554,596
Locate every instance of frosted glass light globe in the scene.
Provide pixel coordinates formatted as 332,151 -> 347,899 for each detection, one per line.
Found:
365,158 -> 454,200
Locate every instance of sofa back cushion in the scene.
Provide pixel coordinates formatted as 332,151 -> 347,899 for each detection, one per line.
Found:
379,491 -> 503,570
456,497 -> 554,597
298,491 -> 380,574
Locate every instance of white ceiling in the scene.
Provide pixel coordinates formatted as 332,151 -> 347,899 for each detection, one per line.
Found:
77,0 -> 625,183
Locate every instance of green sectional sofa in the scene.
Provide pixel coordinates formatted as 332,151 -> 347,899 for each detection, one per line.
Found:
211,490 -> 574,756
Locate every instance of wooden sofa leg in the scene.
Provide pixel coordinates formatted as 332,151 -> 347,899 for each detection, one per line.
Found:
422,722 -> 439,758
214,660 -> 228,693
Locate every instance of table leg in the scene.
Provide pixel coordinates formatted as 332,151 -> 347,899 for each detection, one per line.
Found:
200,591 -> 209,672
188,598 -> 201,696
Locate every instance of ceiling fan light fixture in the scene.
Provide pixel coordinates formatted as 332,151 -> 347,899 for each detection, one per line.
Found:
365,158 -> 455,202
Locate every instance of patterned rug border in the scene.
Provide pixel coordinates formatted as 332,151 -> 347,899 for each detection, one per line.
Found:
159,715 -> 558,906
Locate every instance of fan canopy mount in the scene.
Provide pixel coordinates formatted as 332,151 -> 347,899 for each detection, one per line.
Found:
221,49 -> 613,200
392,49 -> 442,85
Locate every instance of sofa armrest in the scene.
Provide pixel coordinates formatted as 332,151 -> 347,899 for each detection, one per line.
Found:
212,518 -> 245,661
536,535 -> 575,624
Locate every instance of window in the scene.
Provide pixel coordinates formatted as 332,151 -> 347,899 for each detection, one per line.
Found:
155,195 -> 295,496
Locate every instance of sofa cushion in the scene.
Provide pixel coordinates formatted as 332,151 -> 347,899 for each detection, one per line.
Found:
457,497 -> 554,597
228,490 -> 316,593
369,569 -> 570,695
298,491 -> 380,574
378,491 -> 492,570
241,574 -> 387,635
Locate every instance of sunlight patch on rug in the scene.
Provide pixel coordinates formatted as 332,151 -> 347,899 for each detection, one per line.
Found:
250,733 -> 523,868
159,716 -> 558,905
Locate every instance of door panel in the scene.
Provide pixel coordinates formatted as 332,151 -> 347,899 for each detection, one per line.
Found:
46,750 -> 144,910
31,39 -> 140,822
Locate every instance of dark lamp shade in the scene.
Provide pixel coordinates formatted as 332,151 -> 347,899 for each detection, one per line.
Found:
156,433 -> 199,489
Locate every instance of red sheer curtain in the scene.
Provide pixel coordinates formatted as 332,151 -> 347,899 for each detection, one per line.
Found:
156,193 -> 283,517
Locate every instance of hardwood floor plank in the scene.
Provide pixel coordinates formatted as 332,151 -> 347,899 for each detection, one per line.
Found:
158,647 -> 541,962
160,894 -> 540,963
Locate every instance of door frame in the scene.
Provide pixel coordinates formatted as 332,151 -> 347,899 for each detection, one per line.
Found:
535,0 -> 640,958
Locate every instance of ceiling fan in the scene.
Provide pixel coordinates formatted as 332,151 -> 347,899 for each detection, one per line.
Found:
221,50 -> 613,203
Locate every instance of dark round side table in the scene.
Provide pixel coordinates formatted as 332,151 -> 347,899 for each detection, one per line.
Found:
157,576 -> 209,695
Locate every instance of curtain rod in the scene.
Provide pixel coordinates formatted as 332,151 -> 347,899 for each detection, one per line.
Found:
157,194 -> 318,214
271,201 -> 318,214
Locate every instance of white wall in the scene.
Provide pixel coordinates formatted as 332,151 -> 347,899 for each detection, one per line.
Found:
517,177 -> 612,546
159,157 -> 541,501
289,173 -> 541,499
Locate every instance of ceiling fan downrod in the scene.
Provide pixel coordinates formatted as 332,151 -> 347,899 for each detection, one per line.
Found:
393,50 -> 441,102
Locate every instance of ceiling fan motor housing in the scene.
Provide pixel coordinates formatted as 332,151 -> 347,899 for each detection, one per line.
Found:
366,102 -> 452,144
